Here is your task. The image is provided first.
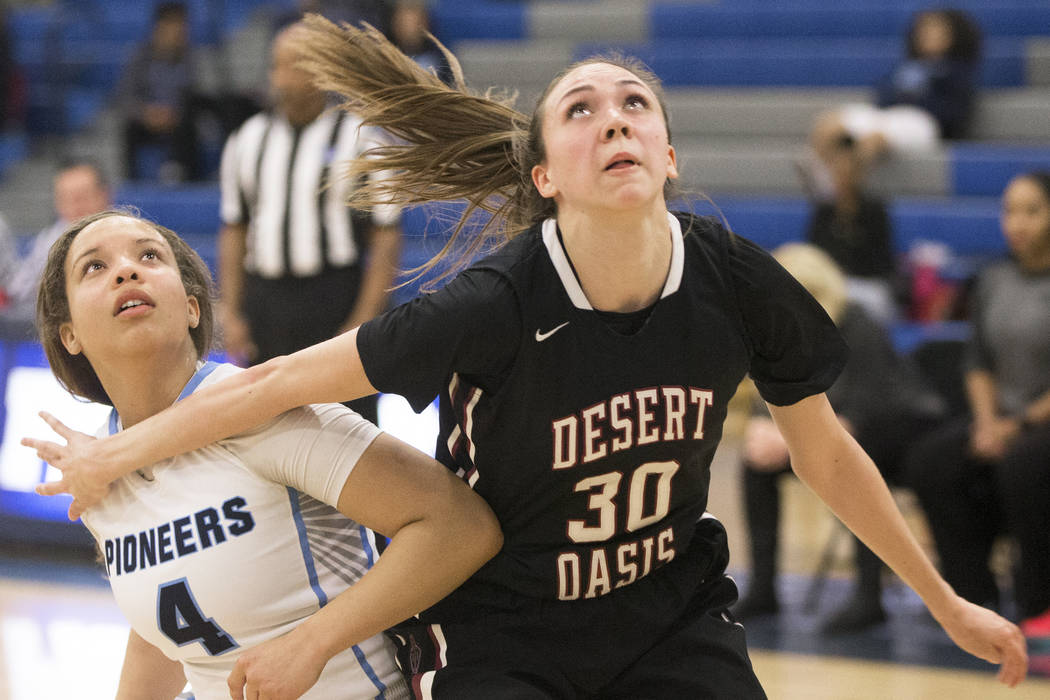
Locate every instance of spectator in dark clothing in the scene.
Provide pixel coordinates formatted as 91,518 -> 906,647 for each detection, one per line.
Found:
274,0 -> 390,33
389,0 -> 452,84
804,8 -> 982,200
805,131 -> 900,324
116,2 -> 201,181
906,172 -> 1050,675
0,7 -> 24,129
875,7 -> 982,140
734,243 -> 944,634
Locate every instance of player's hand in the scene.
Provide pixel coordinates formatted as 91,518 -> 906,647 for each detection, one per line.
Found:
227,627 -> 327,700
933,595 -> 1028,687
21,411 -> 110,520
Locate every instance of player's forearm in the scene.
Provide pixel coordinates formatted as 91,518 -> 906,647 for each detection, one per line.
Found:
790,427 -> 956,617
115,629 -> 186,700
303,480 -> 501,663
96,330 -> 378,480
770,396 -> 956,617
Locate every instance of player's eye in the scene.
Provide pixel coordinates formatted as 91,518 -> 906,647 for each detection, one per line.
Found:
624,94 -> 649,110
567,102 -> 591,119
82,259 -> 105,275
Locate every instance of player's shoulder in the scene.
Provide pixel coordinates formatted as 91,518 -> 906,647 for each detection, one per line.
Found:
197,361 -> 243,388
470,222 -> 547,278
673,210 -> 733,247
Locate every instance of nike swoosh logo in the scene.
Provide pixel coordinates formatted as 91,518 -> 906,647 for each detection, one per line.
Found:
535,321 -> 570,342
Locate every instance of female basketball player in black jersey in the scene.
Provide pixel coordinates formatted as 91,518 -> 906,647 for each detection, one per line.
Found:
28,16 -> 1027,697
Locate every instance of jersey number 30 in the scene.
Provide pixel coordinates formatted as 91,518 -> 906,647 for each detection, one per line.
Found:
158,578 -> 238,655
568,460 -> 680,543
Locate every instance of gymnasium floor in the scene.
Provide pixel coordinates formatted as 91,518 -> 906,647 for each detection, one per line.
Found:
2,410 -> 1048,699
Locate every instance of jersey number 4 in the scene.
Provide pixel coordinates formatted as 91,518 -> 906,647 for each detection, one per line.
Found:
158,578 -> 239,655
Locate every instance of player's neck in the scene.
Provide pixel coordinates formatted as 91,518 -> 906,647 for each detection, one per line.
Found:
556,205 -> 672,313
98,342 -> 200,429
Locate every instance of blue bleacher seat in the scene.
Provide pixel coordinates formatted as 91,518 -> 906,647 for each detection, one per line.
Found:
950,145 -> 1050,197
431,2 -> 525,42
649,2 -> 1050,40
574,37 -> 1026,88
0,133 -> 28,180
114,184 -> 221,237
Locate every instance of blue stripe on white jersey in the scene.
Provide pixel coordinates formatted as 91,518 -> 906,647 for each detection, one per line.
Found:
288,486 -> 328,607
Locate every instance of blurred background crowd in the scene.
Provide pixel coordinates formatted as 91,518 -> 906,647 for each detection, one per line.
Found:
0,0 -> 1049,684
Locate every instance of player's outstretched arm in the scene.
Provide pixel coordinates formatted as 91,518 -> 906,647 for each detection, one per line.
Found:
25,329 -> 375,519
768,393 -> 1029,688
226,432 -> 503,699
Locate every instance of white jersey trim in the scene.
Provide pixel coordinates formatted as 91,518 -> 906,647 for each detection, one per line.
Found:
540,212 -> 685,310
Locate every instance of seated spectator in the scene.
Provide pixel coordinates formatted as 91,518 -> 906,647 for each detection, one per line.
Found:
389,0 -> 452,84
0,7 -> 25,130
804,131 -> 900,325
6,159 -> 111,308
0,211 -> 16,306
906,172 -> 1050,675
116,2 -> 201,182
734,243 -> 944,633
274,0 -> 390,33
804,8 -> 982,199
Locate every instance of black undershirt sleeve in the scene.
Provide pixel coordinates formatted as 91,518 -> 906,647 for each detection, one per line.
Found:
356,268 -> 522,412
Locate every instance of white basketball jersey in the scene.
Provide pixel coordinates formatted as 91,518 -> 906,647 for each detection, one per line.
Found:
82,362 -> 409,700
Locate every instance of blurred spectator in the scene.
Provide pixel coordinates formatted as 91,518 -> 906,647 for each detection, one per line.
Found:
0,211 -> 16,306
804,131 -> 900,325
734,243 -> 944,633
217,22 -> 401,425
804,8 -> 982,200
274,0 -> 391,33
906,172 -> 1050,667
6,159 -> 111,308
390,0 -> 451,84
0,6 -> 25,130
115,2 -> 202,182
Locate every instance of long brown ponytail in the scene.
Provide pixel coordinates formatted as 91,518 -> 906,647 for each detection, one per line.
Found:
294,14 -> 673,287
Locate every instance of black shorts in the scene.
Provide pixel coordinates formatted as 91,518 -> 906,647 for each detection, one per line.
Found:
390,518 -> 766,699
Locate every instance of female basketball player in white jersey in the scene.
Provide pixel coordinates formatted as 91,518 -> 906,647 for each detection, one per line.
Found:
28,17 -> 1028,697
29,210 -> 501,699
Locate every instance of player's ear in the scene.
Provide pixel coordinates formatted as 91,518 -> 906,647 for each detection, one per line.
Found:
186,295 -> 200,329
532,163 -> 559,199
666,144 -> 678,180
59,323 -> 82,356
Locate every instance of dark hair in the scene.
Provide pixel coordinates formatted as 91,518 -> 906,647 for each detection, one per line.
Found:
906,8 -> 982,64
154,1 -> 188,24
55,157 -> 110,191
1019,170 -> 1050,202
295,15 -> 678,288
36,209 -> 214,405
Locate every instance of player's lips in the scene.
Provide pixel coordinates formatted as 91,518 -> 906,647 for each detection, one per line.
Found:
604,152 -> 639,171
113,290 -> 155,317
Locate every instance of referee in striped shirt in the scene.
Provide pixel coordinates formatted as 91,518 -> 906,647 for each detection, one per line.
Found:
218,22 -> 401,425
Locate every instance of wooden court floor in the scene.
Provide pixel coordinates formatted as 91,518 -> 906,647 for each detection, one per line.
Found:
1,439 -> 1048,699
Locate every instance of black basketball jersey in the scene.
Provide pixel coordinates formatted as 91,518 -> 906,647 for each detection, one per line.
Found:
359,212 -> 846,619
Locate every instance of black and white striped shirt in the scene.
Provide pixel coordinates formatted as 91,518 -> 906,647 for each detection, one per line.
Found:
219,108 -> 399,279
